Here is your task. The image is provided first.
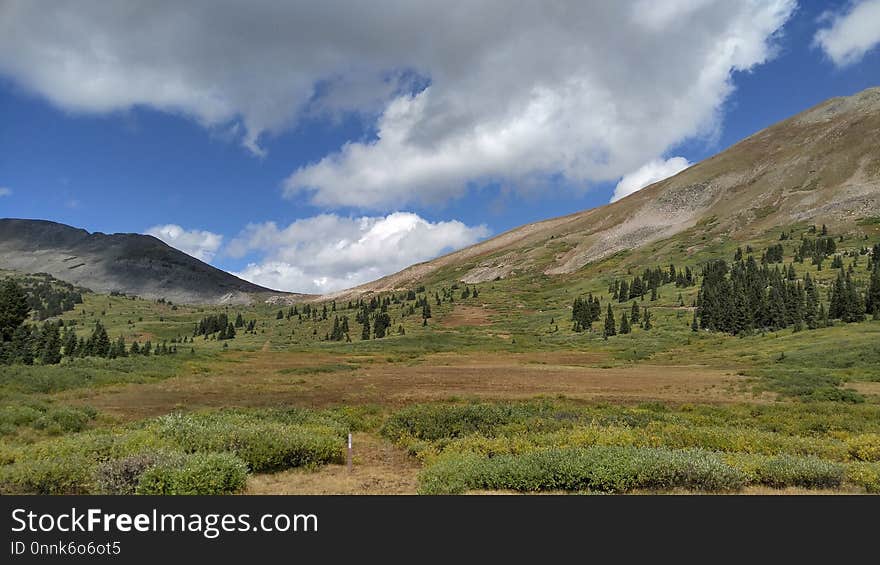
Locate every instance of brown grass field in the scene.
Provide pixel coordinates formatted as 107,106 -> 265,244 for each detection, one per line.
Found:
60,350 -> 753,422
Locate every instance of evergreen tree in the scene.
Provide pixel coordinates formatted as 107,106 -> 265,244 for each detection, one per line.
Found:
642,308 -> 652,330
867,262 -> 880,318
40,322 -> 62,365
361,318 -> 371,340
373,312 -> 391,338
630,301 -> 640,324
114,335 -> 128,358
10,325 -> 34,365
803,273 -> 819,329
0,278 -> 30,341
88,321 -> 111,357
603,304 -> 616,338
63,328 -> 78,357
619,311 -> 631,334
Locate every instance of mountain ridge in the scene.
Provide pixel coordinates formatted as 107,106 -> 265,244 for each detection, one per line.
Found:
0,218 -> 303,304
321,86 -> 880,300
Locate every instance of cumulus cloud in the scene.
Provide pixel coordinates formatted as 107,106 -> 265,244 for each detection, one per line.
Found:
814,0 -> 880,67
0,1 -> 794,204
611,157 -> 692,202
227,212 -> 489,294
145,224 -> 223,262
0,187 -> 11,197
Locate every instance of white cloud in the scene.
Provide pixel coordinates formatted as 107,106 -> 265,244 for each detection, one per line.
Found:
145,224 -> 223,262
228,212 -> 489,294
611,157 -> 692,202
0,187 -> 11,197
815,0 -> 880,67
0,1 -> 794,203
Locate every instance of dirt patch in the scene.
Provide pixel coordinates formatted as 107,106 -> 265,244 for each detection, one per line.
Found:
246,432 -> 419,495
849,381 -> 880,397
439,305 -> 494,328
61,351 -> 748,421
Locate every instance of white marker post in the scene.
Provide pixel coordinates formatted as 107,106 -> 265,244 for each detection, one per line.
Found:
347,433 -> 353,473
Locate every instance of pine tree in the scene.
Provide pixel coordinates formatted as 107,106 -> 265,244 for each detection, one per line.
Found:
619,311 -> 631,334
40,322 -> 62,365
89,321 -> 111,357
0,278 -> 30,341
114,335 -> 128,358
803,273 -> 819,329
361,319 -> 371,340
642,308 -> 652,330
866,262 -> 880,318
630,301 -> 640,324
63,328 -> 78,357
603,304 -> 616,338
10,325 -> 34,365
618,281 -> 629,304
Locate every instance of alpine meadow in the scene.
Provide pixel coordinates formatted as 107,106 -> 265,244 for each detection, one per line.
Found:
2,1 -> 880,498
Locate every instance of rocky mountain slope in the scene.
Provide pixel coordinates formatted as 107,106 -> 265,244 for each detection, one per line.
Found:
0,219 -> 296,304
327,86 -> 880,299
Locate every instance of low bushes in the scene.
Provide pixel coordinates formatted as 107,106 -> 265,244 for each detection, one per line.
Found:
846,462 -> 880,493
135,452 -> 248,495
0,429 -> 176,494
156,411 -> 345,472
93,451 -> 175,495
419,446 -> 747,494
0,408 -> 350,494
846,434 -> 880,462
0,451 -> 95,494
381,403 -> 548,442
725,454 -> 845,489
384,401 -> 870,494
0,402 -> 96,436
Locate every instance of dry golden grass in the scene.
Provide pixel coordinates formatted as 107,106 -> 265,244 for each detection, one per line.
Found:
61,350 -> 749,421
439,305 -> 495,328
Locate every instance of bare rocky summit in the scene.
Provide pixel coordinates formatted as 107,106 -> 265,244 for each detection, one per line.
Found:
0,219 -> 298,304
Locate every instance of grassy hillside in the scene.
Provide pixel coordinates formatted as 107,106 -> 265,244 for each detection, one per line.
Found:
1,217 -> 879,494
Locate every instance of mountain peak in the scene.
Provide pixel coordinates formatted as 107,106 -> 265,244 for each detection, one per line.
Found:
0,218 -> 298,304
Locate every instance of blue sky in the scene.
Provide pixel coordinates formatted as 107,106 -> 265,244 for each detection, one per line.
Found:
1,0 -> 879,293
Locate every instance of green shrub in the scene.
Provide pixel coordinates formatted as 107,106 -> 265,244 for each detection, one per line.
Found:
0,402 -> 96,436
0,427 -> 177,494
93,451 -> 178,495
33,406 -> 97,435
846,434 -> 880,462
419,447 -> 746,494
846,462 -> 880,493
156,411 -> 345,472
0,453 -> 95,494
727,454 -> 845,489
135,452 -> 248,495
